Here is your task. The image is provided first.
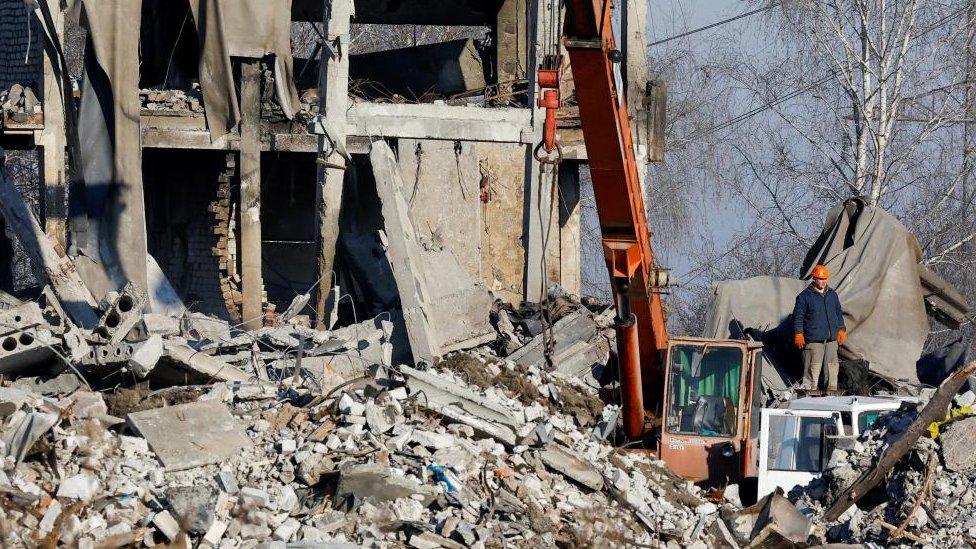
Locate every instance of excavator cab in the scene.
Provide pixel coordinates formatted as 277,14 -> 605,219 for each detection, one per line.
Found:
658,337 -> 763,487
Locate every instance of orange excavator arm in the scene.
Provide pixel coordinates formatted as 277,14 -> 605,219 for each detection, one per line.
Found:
538,0 -> 668,437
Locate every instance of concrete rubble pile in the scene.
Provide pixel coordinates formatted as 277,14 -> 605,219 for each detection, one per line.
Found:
0,275 -> 756,548
140,87 -> 205,113
1,84 -> 41,124
789,389 -> 976,547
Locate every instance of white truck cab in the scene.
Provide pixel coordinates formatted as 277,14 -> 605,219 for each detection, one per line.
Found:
757,396 -> 914,499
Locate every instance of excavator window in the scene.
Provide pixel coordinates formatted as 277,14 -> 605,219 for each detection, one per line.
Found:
666,345 -> 744,437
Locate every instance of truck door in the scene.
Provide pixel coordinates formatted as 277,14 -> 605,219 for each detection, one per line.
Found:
757,409 -> 840,500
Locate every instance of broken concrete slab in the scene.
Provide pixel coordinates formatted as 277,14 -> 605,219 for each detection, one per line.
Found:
0,401 -> 59,465
539,444 -> 604,491
508,312 -> 598,368
0,165 -> 100,329
401,365 -> 523,446
147,254 -> 187,317
164,342 -> 264,385
127,400 -> 251,471
143,313 -> 181,336
370,141 -> 494,364
335,463 -> 440,506
725,492 -> 812,547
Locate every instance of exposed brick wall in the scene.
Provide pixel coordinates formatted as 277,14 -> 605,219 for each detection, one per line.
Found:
0,0 -> 43,93
144,151 -> 230,320
175,203 -> 227,319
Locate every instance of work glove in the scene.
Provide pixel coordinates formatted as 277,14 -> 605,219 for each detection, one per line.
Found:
794,333 -> 805,349
838,329 -> 846,346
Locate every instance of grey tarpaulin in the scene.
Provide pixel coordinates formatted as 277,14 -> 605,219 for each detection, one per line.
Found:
69,0 -> 149,302
704,198 -> 931,384
702,276 -> 807,391
189,0 -> 302,141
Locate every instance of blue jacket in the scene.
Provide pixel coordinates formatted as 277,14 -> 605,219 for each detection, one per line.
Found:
793,285 -> 845,342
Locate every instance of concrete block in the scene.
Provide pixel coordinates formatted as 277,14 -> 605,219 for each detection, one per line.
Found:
94,283 -> 147,344
279,439 -> 297,453
0,314 -> 56,375
57,472 -> 100,501
272,518 -> 300,542
365,401 -> 397,434
539,445 -> 604,491
152,510 -> 181,541
241,487 -> 270,508
129,334 -> 163,377
118,435 -> 149,454
70,392 -> 108,419
338,393 -> 365,416
127,401 -> 251,471
200,520 -> 228,548
409,430 -> 455,450
79,341 -> 134,367
166,485 -> 217,534
277,485 -> 299,513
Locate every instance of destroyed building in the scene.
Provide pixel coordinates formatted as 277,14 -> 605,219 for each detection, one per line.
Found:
1,0 -> 662,328
3,1 -> 976,548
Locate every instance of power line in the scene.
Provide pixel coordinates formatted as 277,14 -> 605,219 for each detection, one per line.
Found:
648,2 -> 782,47
681,3 -> 971,142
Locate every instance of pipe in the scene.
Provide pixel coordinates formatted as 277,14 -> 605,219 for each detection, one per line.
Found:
614,279 -> 644,438
618,314 -> 644,437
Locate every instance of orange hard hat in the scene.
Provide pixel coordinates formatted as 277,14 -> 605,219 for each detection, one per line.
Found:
812,265 -> 829,280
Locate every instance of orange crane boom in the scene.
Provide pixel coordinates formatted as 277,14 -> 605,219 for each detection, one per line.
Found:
539,0 -> 668,437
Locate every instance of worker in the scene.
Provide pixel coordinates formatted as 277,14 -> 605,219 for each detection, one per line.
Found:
792,264 -> 846,391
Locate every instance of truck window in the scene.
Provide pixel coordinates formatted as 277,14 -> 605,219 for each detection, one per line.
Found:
666,345 -> 743,437
841,412 -> 853,434
766,415 -> 834,473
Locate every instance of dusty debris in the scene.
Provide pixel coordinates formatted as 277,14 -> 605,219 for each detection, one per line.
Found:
0,291 -> 735,548
1,84 -> 42,126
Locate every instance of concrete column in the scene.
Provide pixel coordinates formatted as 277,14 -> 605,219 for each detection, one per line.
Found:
38,5 -> 66,247
314,0 -> 353,329
522,0 -> 547,302
239,60 -> 263,330
558,162 -> 581,296
623,0 -> 651,174
496,0 -> 528,92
